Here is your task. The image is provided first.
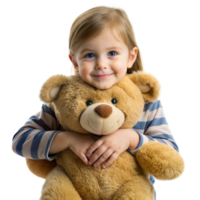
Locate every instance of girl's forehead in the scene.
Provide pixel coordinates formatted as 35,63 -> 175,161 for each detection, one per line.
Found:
90,28 -> 124,43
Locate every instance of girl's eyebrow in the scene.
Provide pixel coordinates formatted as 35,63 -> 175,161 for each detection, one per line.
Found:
80,47 -> 122,54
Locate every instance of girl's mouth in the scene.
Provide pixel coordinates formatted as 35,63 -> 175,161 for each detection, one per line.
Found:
92,73 -> 113,79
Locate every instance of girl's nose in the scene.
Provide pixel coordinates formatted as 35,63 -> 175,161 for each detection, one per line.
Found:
95,58 -> 107,70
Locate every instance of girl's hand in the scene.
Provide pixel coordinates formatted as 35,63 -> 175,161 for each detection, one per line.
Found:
86,129 -> 140,168
68,132 -> 98,165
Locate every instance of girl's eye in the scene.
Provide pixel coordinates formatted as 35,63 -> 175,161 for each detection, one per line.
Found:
108,51 -> 117,56
86,100 -> 92,106
111,98 -> 117,104
85,53 -> 94,58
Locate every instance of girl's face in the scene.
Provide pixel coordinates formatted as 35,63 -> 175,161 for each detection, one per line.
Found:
69,28 -> 138,90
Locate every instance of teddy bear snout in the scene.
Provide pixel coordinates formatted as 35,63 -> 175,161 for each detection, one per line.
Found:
80,103 -> 125,135
94,105 -> 112,118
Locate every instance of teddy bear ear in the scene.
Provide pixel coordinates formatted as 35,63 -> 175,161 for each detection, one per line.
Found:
40,75 -> 70,103
128,72 -> 161,102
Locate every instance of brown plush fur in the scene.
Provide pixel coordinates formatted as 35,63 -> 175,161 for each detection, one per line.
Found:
26,159 -> 57,179
26,72 -> 184,200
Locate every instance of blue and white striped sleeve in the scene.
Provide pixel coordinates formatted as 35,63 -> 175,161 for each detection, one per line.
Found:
12,103 -> 61,161
129,100 -> 179,154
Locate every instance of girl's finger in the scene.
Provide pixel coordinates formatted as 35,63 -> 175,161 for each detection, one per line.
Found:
93,148 -> 113,167
86,139 -> 104,157
89,145 -> 108,165
79,153 -> 89,165
103,152 -> 118,169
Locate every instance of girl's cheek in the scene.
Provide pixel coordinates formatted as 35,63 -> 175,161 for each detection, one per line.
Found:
111,60 -> 123,69
81,65 -> 92,75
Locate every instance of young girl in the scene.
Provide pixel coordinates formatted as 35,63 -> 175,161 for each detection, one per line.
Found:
12,6 -> 178,199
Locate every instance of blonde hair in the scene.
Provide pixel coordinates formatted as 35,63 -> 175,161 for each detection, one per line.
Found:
69,6 -> 143,75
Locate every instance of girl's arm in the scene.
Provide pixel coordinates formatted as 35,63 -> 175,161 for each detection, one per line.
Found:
12,103 -> 63,161
128,100 -> 178,155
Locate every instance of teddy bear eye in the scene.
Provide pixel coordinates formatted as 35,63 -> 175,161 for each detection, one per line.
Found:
86,100 -> 92,106
111,98 -> 117,104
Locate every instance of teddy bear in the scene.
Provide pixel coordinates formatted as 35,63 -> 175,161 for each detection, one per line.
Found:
26,72 -> 184,200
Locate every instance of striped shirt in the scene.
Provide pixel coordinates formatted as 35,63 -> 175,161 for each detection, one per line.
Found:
12,100 -> 178,161
129,100 -> 178,154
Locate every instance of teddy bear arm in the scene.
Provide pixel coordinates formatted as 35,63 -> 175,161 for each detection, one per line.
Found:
40,166 -> 82,200
136,142 -> 184,180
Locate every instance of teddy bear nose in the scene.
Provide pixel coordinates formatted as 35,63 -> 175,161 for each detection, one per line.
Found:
94,105 -> 112,118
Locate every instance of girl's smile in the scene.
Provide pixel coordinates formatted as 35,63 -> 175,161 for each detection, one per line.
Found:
92,73 -> 114,79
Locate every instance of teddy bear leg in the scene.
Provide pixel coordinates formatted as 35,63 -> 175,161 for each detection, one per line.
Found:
112,176 -> 154,200
40,165 -> 82,200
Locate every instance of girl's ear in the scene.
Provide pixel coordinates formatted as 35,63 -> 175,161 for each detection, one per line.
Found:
40,75 -> 70,103
69,54 -> 79,72
127,47 -> 138,69
128,72 -> 160,102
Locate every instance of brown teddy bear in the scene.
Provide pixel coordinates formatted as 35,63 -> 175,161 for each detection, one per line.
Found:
26,72 -> 184,200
